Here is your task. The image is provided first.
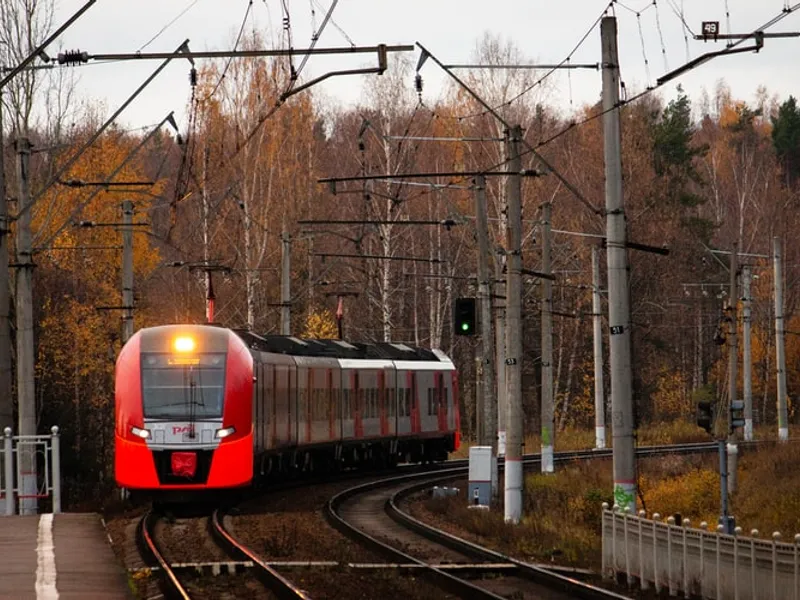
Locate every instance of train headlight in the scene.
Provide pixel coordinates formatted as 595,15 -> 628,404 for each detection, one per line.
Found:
215,426 -> 235,439
173,336 -> 196,353
131,426 -> 151,439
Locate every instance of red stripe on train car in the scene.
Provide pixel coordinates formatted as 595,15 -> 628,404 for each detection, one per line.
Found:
452,370 -> 461,450
328,368 -> 335,440
379,370 -> 389,436
306,368 -> 312,443
437,371 -> 447,433
353,371 -> 363,438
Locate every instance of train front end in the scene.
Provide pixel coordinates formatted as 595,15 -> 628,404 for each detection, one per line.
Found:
114,325 -> 253,497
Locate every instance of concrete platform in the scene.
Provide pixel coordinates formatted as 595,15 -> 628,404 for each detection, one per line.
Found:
0,513 -> 132,600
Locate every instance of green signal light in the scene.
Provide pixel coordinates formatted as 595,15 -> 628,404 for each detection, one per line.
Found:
461,323 -> 470,331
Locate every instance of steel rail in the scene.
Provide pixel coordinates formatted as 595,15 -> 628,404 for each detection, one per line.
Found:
324,441 -> 748,600
210,509 -> 311,599
137,511 -> 192,600
325,468 -> 508,599
387,473 -> 630,600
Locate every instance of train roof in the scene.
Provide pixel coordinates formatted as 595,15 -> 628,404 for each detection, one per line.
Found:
234,331 -> 447,362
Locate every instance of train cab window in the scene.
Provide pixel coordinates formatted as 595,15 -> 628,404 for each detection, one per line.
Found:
141,353 -> 226,419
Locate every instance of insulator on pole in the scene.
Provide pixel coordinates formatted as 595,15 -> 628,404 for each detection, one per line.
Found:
57,50 -> 89,65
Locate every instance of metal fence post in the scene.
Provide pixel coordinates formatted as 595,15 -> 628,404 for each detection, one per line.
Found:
734,527 -> 742,600
700,522 -> 708,599
773,532 -> 781,600
639,510 -> 648,590
667,516 -> 676,596
653,513 -> 661,593
624,507 -> 632,586
717,524 -> 724,600
50,426 -> 60,514
683,519 -> 691,598
751,530 -> 759,600
794,534 -> 800,600
3,427 -> 12,516
602,503 -> 608,577
612,504 -> 618,578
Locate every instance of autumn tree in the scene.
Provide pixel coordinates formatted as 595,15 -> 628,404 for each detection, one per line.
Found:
771,95 -> 800,187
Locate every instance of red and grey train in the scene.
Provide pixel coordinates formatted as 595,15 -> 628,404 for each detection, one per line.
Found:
115,324 -> 460,495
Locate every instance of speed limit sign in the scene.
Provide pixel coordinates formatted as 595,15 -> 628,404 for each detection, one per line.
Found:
701,21 -> 720,39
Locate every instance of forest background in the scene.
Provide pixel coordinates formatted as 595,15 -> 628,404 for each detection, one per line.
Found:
1,2 -> 800,507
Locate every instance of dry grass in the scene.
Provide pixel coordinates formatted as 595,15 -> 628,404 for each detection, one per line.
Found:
435,425 -> 800,570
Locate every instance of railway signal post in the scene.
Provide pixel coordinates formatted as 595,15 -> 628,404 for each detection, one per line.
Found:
473,175 -> 497,498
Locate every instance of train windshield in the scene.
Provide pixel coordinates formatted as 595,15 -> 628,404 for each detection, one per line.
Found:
141,353 -> 226,419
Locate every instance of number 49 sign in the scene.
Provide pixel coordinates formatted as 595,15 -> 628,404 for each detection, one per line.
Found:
701,21 -> 720,39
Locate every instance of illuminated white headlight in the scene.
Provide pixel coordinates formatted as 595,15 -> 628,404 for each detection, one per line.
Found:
131,426 -> 151,439
215,426 -> 235,439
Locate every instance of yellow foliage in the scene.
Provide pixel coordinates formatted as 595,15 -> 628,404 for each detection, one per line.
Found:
300,308 -> 339,339
641,468 -> 719,523
651,367 -> 689,420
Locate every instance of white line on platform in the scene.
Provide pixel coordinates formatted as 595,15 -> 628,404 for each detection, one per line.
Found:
36,513 -> 59,600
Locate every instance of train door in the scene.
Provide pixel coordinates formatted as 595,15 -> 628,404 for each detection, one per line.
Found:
297,364 -> 310,445
353,371 -> 363,438
410,370 -> 421,434
274,362 -> 288,447
380,367 -> 392,436
341,368 -> 354,439
384,366 -> 396,437
436,371 -> 447,433
266,362 -> 276,449
327,368 -> 335,442
395,369 -> 410,436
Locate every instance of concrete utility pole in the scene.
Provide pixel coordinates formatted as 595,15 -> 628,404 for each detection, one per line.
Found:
601,17 -> 636,513
504,125 -> 524,524
742,266 -> 753,441
121,201 -> 134,344
773,236 -> 788,441
15,137 -> 36,515
474,175 -> 497,496
540,202 -> 554,473
592,245 -> 606,449
495,269 -> 507,458
281,230 -> 291,335
727,243 -> 739,494
0,91 -> 11,436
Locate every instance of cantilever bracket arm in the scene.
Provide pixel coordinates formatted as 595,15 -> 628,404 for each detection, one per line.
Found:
656,42 -> 762,87
281,45 -> 389,101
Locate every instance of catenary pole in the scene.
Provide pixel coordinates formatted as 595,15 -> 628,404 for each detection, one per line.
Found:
601,17 -> 636,512
281,230 -> 291,335
474,175 -> 497,495
540,202 -> 554,473
742,266 -> 753,441
121,200 -> 134,343
495,266 -> 507,459
504,125 -> 524,523
15,137 -> 36,515
727,243 -> 739,495
592,245 -> 606,448
0,91 -> 11,436
774,236 -> 788,441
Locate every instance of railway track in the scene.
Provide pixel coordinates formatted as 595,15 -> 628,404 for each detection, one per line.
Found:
326,465 -> 629,600
129,441 -> 738,598
322,441 -> 735,600
136,508 -> 308,599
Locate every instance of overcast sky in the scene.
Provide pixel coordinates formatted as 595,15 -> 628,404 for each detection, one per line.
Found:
45,0 -> 800,131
